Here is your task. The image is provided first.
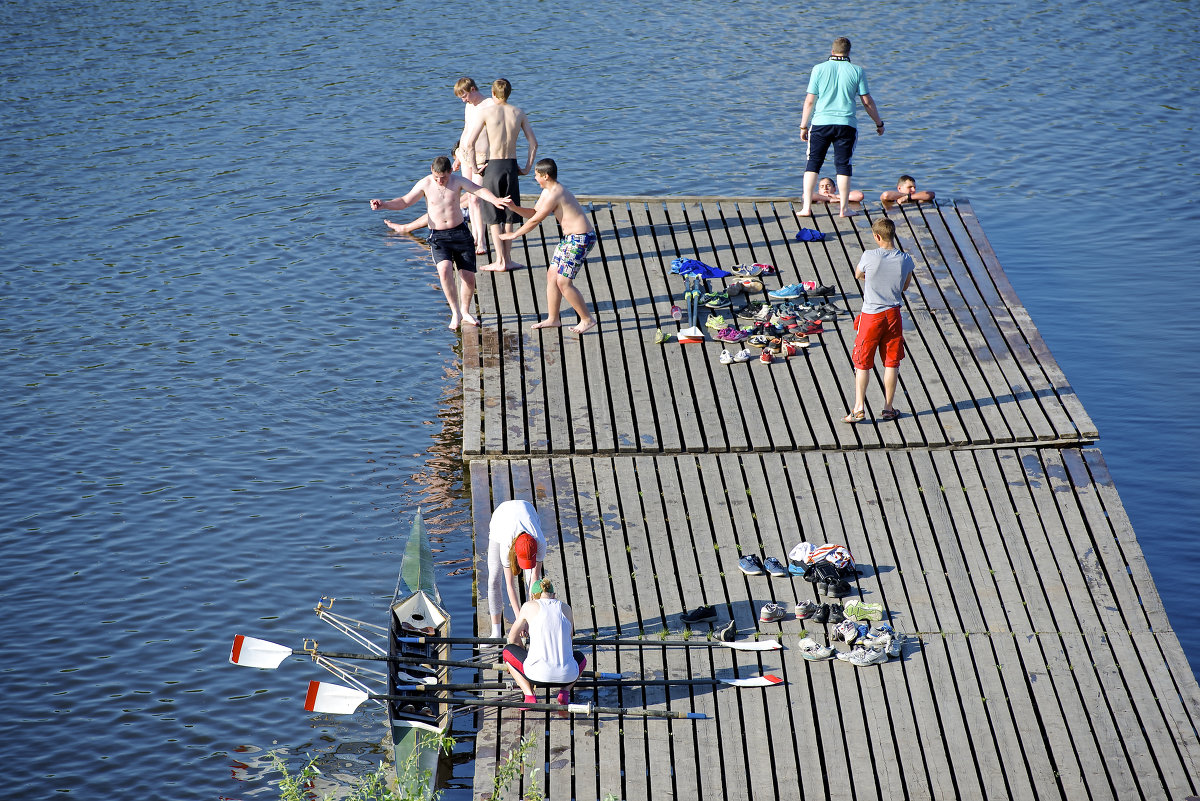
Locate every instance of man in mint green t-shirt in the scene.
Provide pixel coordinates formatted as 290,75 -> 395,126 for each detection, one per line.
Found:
796,37 -> 885,219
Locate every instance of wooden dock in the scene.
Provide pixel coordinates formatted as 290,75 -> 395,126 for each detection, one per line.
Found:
460,198 -> 1200,801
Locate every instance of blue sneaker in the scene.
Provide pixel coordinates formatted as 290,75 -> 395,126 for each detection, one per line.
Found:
768,284 -> 804,300
763,557 -> 788,577
738,554 -> 765,575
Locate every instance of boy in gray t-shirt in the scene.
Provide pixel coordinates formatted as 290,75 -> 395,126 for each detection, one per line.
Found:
845,217 -> 915,423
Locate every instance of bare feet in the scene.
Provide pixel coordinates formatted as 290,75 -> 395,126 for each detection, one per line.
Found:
839,207 -> 858,217
532,319 -> 562,330
448,315 -> 460,330
383,219 -> 423,235
479,263 -> 509,272
475,248 -> 488,256
571,318 -> 598,335
461,312 -> 479,326
795,208 -> 813,219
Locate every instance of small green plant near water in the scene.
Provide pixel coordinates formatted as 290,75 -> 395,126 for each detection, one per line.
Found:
271,734 -> 454,801
485,734 -> 537,801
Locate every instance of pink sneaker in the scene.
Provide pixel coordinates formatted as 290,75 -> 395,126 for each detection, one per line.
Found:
556,690 -> 570,705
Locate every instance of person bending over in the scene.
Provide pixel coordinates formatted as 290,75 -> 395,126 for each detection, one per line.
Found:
502,578 -> 586,708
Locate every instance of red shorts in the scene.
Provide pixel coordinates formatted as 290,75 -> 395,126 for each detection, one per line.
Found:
852,307 -> 905,370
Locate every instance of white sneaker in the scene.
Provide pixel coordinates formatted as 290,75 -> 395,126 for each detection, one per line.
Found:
719,349 -> 734,365
733,348 -> 754,363
797,636 -> 835,661
848,646 -> 889,667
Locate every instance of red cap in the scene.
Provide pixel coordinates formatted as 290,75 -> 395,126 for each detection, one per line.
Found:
513,532 -> 538,570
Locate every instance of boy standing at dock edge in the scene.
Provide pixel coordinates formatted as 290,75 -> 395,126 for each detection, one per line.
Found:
499,158 -> 598,334
844,217 -> 914,423
796,36 -> 885,219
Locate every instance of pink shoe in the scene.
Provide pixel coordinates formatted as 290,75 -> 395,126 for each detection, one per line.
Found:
520,694 -> 537,711
556,690 -> 570,705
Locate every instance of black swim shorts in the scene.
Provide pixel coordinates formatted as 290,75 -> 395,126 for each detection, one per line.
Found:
481,158 -> 523,226
427,222 -> 476,272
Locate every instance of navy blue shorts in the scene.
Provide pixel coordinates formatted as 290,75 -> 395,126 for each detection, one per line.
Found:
805,124 -> 858,177
427,223 -> 476,272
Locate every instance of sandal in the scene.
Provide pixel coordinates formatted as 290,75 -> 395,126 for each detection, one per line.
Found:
880,408 -> 901,421
842,410 -> 866,424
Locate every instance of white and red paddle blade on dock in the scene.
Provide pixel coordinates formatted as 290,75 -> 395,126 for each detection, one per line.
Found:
720,674 -> 784,688
304,680 -> 369,715
229,635 -> 292,669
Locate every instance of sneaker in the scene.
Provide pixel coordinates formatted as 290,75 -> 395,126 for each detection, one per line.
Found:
738,302 -> 769,321
793,334 -> 811,349
702,292 -> 730,308
788,560 -> 810,577
797,320 -> 823,335
748,334 -> 770,348
705,314 -> 727,330
795,599 -> 821,619
763,557 -> 788,577
754,304 -> 774,322
754,262 -> 777,275
759,349 -> 773,364
718,327 -> 748,343
758,601 -> 787,623
797,636 -> 836,661
813,603 -> 830,624
734,278 -> 764,293
843,600 -> 884,621
847,645 -> 890,667
733,348 -> 754,363
738,554 -> 765,575
828,603 -> 845,624
832,619 -> 860,645
556,689 -> 571,705
781,340 -> 799,358
731,263 -> 763,277
680,605 -> 717,624
811,284 -> 837,298
719,349 -> 734,365
768,284 -> 804,300
824,578 -> 852,598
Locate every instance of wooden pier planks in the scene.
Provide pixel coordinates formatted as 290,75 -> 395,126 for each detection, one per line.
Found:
465,197 -> 1094,457
470,449 -> 1200,801
463,197 -> 1197,801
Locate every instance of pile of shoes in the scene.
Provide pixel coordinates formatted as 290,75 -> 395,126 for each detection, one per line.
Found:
799,623 -> 908,666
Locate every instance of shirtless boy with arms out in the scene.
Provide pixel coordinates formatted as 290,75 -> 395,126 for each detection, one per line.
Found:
370,155 -> 508,330
499,158 -> 598,334
462,79 -> 538,273
880,174 -> 936,204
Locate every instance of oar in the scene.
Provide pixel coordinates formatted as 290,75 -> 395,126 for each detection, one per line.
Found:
396,674 -> 784,692
393,634 -> 783,652
229,635 -> 620,676
304,681 -> 706,719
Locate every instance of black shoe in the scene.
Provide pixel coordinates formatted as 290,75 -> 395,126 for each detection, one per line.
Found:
681,605 -> 718,624
828,604 -> 845,624
826,579 -> 853,598
814,603 -> 830,624
716,620 -> 737,641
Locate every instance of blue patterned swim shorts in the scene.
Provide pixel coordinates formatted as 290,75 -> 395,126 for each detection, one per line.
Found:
551,232 -> 597,279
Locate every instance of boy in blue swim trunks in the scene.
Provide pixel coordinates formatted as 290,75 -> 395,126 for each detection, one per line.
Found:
370,155 -> 509,330
499,158 -> 598,334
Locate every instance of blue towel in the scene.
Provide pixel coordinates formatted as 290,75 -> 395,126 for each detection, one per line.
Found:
795,228 -> 826,242
670,257 -> 731,278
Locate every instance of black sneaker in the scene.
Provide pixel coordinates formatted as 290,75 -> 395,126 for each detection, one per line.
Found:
828,603 -> 846,624
813,603 -> 831,624
680,605 -> 718,624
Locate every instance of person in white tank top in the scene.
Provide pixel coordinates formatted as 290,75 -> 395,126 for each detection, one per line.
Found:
502,578 -> 587,707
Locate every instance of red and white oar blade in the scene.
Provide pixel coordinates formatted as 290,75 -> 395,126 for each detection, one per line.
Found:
720,639 -> 782,652
304,680 -> 370,715
720,673 -> 784,688
229,635 -> 293,669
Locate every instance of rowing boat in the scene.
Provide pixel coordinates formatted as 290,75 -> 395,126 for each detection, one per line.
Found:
388,509 -> 452,793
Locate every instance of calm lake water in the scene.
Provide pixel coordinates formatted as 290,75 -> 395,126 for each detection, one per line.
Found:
3,1 -> 1197,798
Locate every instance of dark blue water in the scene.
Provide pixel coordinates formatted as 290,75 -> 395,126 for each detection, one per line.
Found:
2,1 -> 1197,798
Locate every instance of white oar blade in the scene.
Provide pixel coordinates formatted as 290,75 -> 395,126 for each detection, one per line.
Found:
720,639 -> 782,652
721,673 -> 784,688
304,680 -> 369,715
229,634 -> 293,669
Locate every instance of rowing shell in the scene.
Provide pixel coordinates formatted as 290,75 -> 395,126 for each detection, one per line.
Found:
388,510 -> 451,792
